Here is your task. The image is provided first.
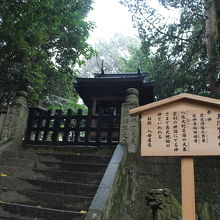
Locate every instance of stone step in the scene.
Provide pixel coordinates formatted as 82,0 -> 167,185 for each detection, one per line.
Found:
39,161 -> 108,173
38,152 -> 111,164
0,144 -> 115,219
0,165 -> 44,180
0,214 -> 30,220
33,169 -> 103,185
0,158 -> 108,173
1,151 -> 111,164
0,202 -> 85,220
0,176 -> 98,197
21,144 -> 115,156
0,151 -> 37,159
0,188 -> 93,212
0,166 -> 103,184
0,158 -> 38,169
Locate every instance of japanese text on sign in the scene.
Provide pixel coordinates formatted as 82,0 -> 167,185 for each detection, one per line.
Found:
143,109 -> 220,155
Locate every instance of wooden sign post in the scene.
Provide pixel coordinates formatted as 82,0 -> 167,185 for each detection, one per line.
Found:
181,157 -> 196,220
129,93 -> 220,220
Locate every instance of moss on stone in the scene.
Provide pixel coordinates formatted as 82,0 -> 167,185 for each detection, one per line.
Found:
198,202 -> 211,220
169,193 -> 182,217
108,167 -> 127,220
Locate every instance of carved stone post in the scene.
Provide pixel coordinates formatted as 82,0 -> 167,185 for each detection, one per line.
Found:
0,91 -> 29,146
0,107 -> 7,139
120,88 -> 140,153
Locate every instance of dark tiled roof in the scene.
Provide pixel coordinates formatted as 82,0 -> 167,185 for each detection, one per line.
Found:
75,72 -> 154,107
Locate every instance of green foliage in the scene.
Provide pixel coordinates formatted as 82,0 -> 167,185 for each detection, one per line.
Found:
0,0 -> 95,106
81,34 -> 141,77
120,0 -> 215,99
44,94 -> 88,114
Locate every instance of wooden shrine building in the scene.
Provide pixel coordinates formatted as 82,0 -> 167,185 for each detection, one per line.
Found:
23,70 -> 154,146
75,71 -> 154,114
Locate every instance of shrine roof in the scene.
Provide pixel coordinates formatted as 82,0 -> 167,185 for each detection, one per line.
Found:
94,72 -> 147,78
76,72 -> 149,82
75,72 -> 154,106
130,93 -> 220,116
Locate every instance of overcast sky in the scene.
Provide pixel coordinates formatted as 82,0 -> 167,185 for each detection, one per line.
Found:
87,0 -> 138,44
87,0 -> 179,45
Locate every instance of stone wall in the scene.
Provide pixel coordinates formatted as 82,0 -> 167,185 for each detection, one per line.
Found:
123,154 -> 220,220
126,155 -> 181,220
195,157 -> 220,220
114,88 -> 220,220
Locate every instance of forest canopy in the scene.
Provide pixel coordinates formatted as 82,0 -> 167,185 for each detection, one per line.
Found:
119,0 -> 215,99
0,0 -> 94,106
1,0 -> 220,105
81,0 -> 216,100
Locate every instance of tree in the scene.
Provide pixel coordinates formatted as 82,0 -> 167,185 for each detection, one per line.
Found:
204,0 -> 220,95
81,34 -> 141,77
203,0 -> 220,63
120,0 -> 215,99
0,0 -> 94,105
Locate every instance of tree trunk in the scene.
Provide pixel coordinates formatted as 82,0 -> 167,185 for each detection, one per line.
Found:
205,0 -> 220,96
205,0 -> 220,61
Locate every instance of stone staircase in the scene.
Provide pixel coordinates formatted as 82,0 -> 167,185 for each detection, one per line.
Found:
0,144 -> 115,220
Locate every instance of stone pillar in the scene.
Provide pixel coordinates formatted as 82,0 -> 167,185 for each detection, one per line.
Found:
120,88 -> 140,153
0,91 -> 29,146
0,107 -> 7,138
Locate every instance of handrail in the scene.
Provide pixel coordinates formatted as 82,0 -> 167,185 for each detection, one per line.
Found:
85,144 -> 126,220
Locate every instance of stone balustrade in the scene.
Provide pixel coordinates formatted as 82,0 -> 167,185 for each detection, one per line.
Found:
0,91 -> 29,146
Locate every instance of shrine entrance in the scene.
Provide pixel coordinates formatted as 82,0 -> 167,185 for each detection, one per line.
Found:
24,71 -> 154,146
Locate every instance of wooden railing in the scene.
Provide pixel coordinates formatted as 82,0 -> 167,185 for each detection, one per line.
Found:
24,107 -> 120,146
0,107 -> 7,140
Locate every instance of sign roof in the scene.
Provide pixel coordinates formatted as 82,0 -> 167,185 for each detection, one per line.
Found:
129,93 -> 220,116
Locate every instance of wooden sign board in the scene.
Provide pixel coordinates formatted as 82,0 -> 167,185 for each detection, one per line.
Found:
129,93 -> 220,220
129,93 -> 220,156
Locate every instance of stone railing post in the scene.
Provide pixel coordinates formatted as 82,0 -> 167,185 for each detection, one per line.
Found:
0,107 -> 8,139
0,91 -> 29,146
120,88 -> 140,153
